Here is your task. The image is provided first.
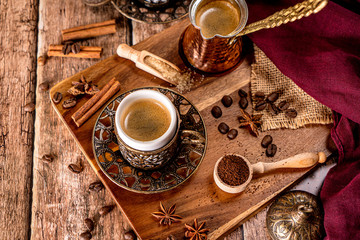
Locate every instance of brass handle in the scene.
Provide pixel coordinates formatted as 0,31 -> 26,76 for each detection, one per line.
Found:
229,0 -> 328,44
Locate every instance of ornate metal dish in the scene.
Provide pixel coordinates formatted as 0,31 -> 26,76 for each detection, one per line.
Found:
266,190 -> 324,240
83,0 -> 191,23
92,87 -> 207,193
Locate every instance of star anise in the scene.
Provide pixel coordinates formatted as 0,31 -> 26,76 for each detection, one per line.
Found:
151,202 -> 182,225
185,219 -> 210,240
68,75 -> 99,96
238,108 -> 262,137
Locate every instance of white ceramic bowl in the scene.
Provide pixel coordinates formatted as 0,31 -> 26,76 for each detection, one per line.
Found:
115,89 -> 177,151
213,154 -> 253,194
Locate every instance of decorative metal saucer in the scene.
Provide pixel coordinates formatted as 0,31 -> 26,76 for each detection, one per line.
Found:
266,190 -> 324,240
92,87 -> 207,193
84,0 -> 190,23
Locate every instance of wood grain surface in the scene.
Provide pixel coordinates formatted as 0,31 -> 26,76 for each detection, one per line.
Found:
31,1 -> 130,240
0,0 -> 332,239
49,18 -> 331,239
0,1 -> 38,239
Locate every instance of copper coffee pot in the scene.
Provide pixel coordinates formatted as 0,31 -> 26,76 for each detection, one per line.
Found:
180,0 -> 328,74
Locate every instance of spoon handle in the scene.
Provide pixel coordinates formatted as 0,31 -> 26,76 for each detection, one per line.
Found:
236,0 -> 328,37
252,152 -> 326,174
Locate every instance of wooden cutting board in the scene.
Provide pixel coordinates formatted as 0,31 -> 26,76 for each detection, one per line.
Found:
50,18 -> 331,239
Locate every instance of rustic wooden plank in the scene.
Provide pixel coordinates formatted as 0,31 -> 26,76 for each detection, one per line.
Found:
243,208 -> 271,240
30,1 -> 131,239
0,0 -> 38,239
48,17 -> 331,239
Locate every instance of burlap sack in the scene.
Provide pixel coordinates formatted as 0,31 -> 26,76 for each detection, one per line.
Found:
251,45 -> 333,131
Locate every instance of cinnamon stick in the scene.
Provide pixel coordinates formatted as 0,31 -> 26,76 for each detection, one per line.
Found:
72,78 -> 121,127
47,45 -> 102,58
62,19 -> 116,41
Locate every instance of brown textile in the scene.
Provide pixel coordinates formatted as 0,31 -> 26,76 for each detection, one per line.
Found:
251,45 -> 333,131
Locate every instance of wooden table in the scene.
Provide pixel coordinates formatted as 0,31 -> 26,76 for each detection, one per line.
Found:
0,1 -> 332,239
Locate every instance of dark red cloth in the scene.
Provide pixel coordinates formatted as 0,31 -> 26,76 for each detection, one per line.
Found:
246,0 -> 360,239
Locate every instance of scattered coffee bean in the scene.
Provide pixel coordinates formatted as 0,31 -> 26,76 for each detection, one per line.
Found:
52,92 -> 62,104
239,97 -> 248,109
255,100 -> 267,111
218,122 -> 229,134
68,163 -> 83,174
266,92 -> 279,103
221,95 -> 233,107
24,103 -> 36,112
211,106 -> 222,118
285,109 -> 297,118
84,218 -> 94,231
254,91 -> 265,100
80,231 -> 92,240
99,205 -> 115,216
227,129 -> 238,140
41,154 -> 55,163
37,55 -> 48,66
238,89 -> 247,97
269,103 -> 280,115
71,42 -> 81,54
261,135 -> 273,148
89,181 -> 104,192
63,43 -> 72,55
266,144 -> 277,157
62,97 -> 77,109
124,230 -> 137,240
278,100 -> 290,111
38,82 -> 49,92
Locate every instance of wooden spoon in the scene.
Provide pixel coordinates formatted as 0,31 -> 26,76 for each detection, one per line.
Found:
116,44 -> 180,85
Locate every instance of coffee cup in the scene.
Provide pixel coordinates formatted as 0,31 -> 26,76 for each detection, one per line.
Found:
115,89 -> 180,170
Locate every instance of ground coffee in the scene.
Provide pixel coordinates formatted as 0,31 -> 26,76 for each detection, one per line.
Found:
218,155 -> 250,186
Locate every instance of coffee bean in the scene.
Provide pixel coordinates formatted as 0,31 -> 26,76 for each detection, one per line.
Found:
38,82 -> 49,92
89,181 -> 104,192
266,92 -> 279,103
285,109 -> 297,118
255,100 -> 267,111
268,103 -> 280,115
41,154 -> 55,163
278,100 -> 290,111
52,92 -> 62,104
62,43 -> 72,55
227,129 -> 238,140
239,97 -> 248,109
62,97 -> 77,109
211,106 -> 222,118
221,95 -> 233,107
124,230 -> 137,240
71,42 -> 81,54
261,135 -> 273,148
254,91 -> 265,100
99,205 -> 115,216
24,103 -> 36,112
84,218 -> 94,231
218,122 -> 229,134
266,144 -> 277,157
80,231 -> 92,240
68,163 -> 83,174
37,55 -> 48,66
238,89 -> 247,97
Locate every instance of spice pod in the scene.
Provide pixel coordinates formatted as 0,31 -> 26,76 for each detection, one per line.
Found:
214,152 -> 326,194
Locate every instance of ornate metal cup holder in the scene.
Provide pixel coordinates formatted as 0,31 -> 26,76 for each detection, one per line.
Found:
92,87 -> 207,193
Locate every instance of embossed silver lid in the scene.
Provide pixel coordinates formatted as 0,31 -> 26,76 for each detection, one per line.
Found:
266,191 -> 324,240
